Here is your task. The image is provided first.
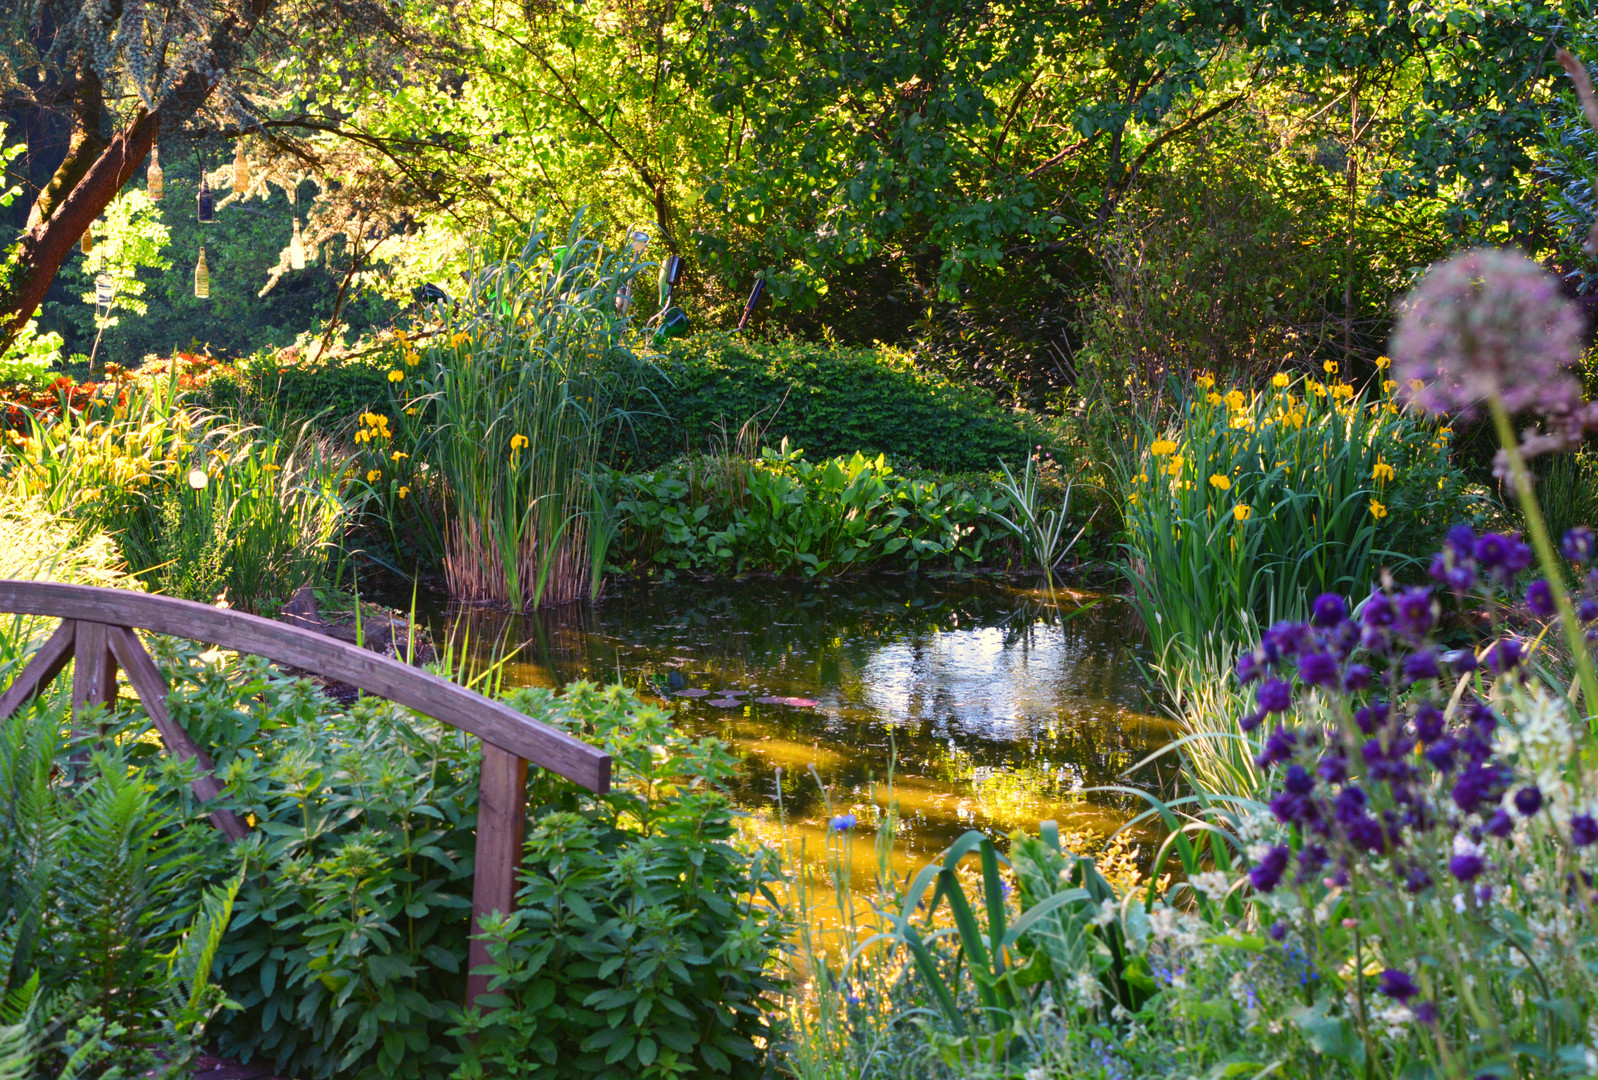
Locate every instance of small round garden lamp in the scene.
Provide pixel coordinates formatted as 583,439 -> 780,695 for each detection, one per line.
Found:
630,230 -> 649,256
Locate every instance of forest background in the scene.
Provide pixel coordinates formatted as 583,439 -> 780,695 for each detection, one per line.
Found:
7,0 -> 1598,407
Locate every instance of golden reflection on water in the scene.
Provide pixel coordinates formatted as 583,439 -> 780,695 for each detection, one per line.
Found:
411,576 -> 1178,863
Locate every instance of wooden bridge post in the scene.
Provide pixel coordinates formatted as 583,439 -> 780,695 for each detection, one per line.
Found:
466,743 -> 530,1007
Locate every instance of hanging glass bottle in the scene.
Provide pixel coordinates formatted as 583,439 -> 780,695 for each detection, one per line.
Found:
146,143 -> 163,201
232,141 -> 249,194
289,217 -> 306,270
194,246 -> 210,298
197,177 -> 214,222
80,227 -> 93,255
95,273 -> 114,306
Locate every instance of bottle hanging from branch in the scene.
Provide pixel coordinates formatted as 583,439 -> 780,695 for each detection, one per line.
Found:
194,246 -> 210,299
289,217 -> 306,270
197,177 -> 214,222
146,143 -> 163,201
232,141 -> 249,194
80,227 -> 93,255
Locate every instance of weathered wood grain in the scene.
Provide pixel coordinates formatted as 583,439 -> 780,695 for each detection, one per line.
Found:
69,620 -> 116,715
0,619 -> 75,719
106,626 -> 250,840
466,743 -> 530,1007
0,581 -> 610,792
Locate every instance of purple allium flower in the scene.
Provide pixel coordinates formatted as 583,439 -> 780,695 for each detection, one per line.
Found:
1446,524 -> 1477,556
1391,248 -> 1586,421
1485,638 -> 1523,675
1505,534 -> 1534,574
1347,813 -> 1387,854
1573,814 -> 1598,847
1298,652 -> 1339,687
1341,663 -> 1374,692
1297,844 -> 1329,879
1283,763 -> 1315,794
1249,845 -> 1290,893
1377,969 -> 1420,1004
1236,651 -> 1264,684
1485,809 -> 1514,838
1566,526 -> 1598,564
1514,786 -> 1543,816
1474,532 -> 1511,569
1402,650 -> 1440,685
1312,593 -> 1348,627
1403,864 -> 1433,893
1413,702 -> 1445,743
1394,588 -> 1436,638
1526,579 -> 1556,618
1412,1001 -> 1439,1025
1257,678 -> 1292,714
1445,564 -> 1476,593
1360,592 -> 1396,629
1448,853 -> 1486,881
1263,621 -> 1310,662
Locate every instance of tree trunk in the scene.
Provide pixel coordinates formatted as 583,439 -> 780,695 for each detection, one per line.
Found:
26,68 -> 108,233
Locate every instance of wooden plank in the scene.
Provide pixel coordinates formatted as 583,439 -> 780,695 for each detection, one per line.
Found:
106,627 -> 250,841
465,743 -> 529,1008
0,581 -> 610,792
0,619 -> 75,719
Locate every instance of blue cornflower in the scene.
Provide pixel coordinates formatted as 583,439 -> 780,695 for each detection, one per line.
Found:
830,813 -> 857,831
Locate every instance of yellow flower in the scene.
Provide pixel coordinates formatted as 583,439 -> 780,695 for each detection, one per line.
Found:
387,369 -> 404,383
1369,499 -> 1388,520
1332,382 -> 1354,400
391,451 -> 408,462
1373,460 -> 1395,483
509,433 -> 530,451
1308,380 -> 1327,397
406,407 -> 418,415
1323,360 -> 1338,374
1207,392 -> 1225,406
1224,389 -> 1247,411
262,463 -> 280,474
1150,439 -> 1177,456
1438,427 -> 1452,437
1233,504 -> 1252,521
1375,356 -> 1391,371
365,469 -> 380,483
1409,378 -> 1424,393
1209,474 -> 1231,490
1166,456 -> 1184,477
1127,492 -> 1140,506
451,331 -> 469,348
1382,380 -> 1397,394
398,486 -> 410,499
1135,473 -> 1148,483
1272,373 -> 1290,388
1195,372 -> 1215,389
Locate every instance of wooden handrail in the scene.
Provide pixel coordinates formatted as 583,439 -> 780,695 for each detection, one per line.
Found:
0,579 -> 612,1006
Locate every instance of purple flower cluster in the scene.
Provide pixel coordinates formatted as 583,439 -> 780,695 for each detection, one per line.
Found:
1233,526 -> 1598,902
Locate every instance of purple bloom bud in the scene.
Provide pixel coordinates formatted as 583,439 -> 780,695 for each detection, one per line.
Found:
1239,709 -> 1265,733
1448,853 -> 1485,881
1485,638 -> 1523,675
1485,809 -> 1513,838
1566,526 -> 1597,564
1476,883 -> 1493,903
1413,701 -> 1445,743
1445,524 -> 1477,556
1317,754 -> 1348,785
1446,564 -> 1476,593
1255,726 -> 1299,768
1341,663 -> 1374,691
1283,764 -> 1314,794
1412,1001 -> 1438,1025
1581,598 -> 1598,623
1236,651 -> 1264,684
1257,678 -> 1292,714
1424,736 -> 1458,773
1474,532 -> 1511,569
1526,579 -> 1556,618
1403,865 -> 1433,893
1249,845 -> 1290,893
1269,921 -> 1288,942
1395,588 -> 1436,638
1355,700 -> 1390,735
1377,969 -> 1420,1004
1312,593 -> 1348,627
1505,534 -> 1534,575
1402,650 -> 1440,685
1263,621 -> 1310,662
1360,592 -> 1396,630
1298,652 -> 1339,687
1514,786 -> 1543,816
1573,814 -> 1598,847
1452,761 -> 1509,814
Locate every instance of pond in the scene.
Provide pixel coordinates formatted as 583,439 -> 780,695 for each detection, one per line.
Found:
398,574 -> 1179,876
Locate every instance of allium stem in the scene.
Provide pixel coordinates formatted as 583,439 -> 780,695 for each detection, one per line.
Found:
1488,395 -> 1598,729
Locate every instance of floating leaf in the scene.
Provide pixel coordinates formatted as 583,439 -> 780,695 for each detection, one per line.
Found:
673,688 -> 711,698
706,698 -> 742,708
755,696 -> 818,707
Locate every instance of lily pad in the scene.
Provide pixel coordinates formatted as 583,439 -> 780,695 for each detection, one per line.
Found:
673,688 -> 711,698
706,698 -> 742,708
715,689 -> 749,698
755,696 -> 819,708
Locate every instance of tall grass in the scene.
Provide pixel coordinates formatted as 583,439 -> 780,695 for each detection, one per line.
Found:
1117,370 -> 1467,666
390,212 -> 657,608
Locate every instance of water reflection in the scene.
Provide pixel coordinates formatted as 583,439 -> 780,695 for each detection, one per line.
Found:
403,576 -> 1177,865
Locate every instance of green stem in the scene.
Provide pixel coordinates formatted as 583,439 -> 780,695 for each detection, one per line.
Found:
1487,396 -> 1598,729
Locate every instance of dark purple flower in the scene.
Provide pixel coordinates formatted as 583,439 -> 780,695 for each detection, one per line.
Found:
1485,638 -> 1523,675
1312,593 -> 1348,627
1485,809 -> 1513,838
1236,651 -> 1264,684
1298,652 -> 1339,687
1355,701 -> 1390,735
1413,702 -> 1445,743
1283,764 -> 1314,794
1297,844 -> 1329,880
1442,648 -> 1478,674
1403,864 -> 1433,893
1263,621 -> 1310,662
1239,709 -> 1265,733
1271,790 -> 1316,827
1412,1001 -> 1438,1025
1424,736 -> 1458,773
1269,921 -> 1288,942
1581,598 -> 1598,623
1360,592 -> 1396,630
1448,853 -> 1486,881
1505,534 -> 1534,575
1446,524 -> 1477,556
1317,753 -> 1348,785
1257,678 -> 1292,714
1255,726 -> 1299,768
1249,845 -> 1290,893
1573,814 -> 1598,847
1341,663 -> 1374,692
1474,532 -> 1511,569
1476,883 -> 1494,903
1395,588 -> 1435,638
1565,526 -> 1597,565
1378,969 -> 1420,1004
1402,650 -> 1440,685
1453,762 -> 1509,814
1514,786 -> 1543,816
1526,579 -> 1556,618
1346,814 -> 1387,853
1445,564 -> 1476,593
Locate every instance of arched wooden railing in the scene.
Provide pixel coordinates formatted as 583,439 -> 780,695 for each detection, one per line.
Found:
0,580 -> 611,1007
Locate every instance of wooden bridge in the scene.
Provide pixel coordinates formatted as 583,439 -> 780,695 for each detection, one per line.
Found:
0,580 -> 612,1006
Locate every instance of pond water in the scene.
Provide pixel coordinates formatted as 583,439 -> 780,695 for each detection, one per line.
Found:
398,575 -> 1178,875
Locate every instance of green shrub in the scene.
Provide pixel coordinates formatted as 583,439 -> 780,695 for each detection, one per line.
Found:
200,353 -> 392,428
617,333 -> 1039,474
606,441 -> 1008,576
